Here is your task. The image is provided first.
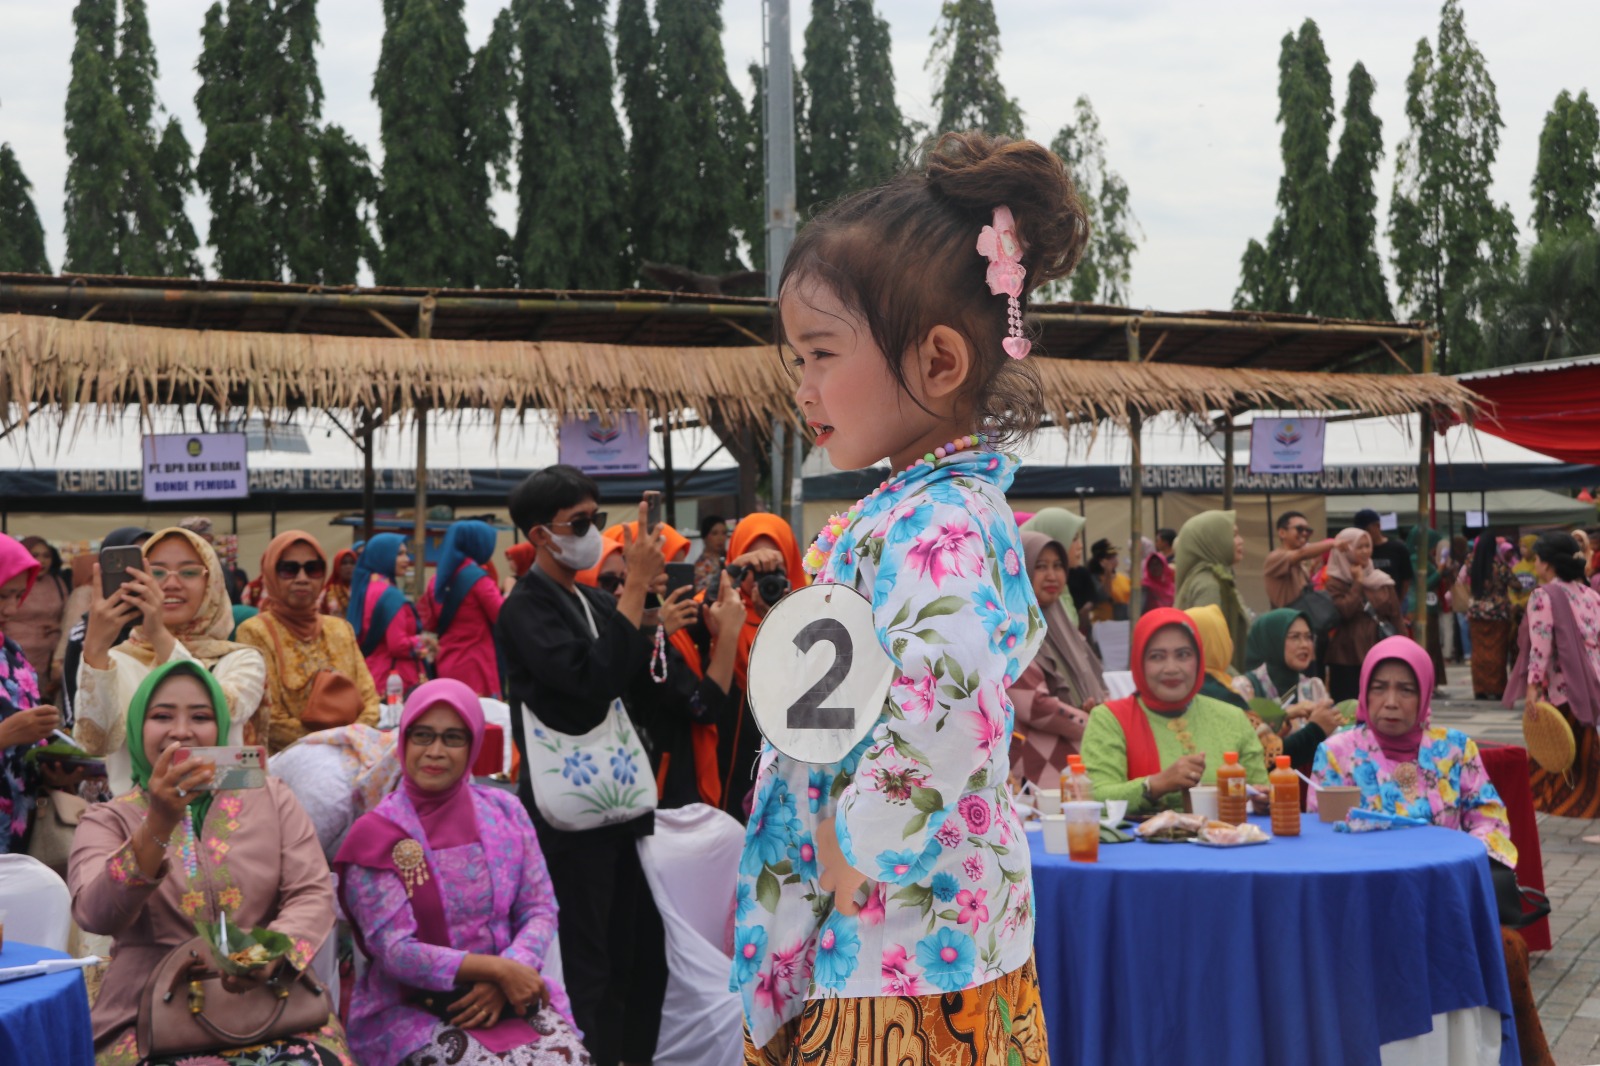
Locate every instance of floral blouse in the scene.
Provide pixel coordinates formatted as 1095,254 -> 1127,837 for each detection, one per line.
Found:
731,451 -> 1044,1049
1526,581 -> 1600,708
1468,559 -> 1514,622
1311,724 -> 1518,869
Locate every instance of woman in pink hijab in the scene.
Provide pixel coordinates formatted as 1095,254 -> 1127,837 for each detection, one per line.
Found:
335,679 -> 589,1065
1309,636 -> 1516,868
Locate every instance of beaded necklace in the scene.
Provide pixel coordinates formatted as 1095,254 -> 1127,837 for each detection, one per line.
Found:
802,432 -> 986,578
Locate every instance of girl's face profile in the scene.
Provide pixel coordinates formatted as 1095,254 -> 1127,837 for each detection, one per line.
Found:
782,280 -> 944,472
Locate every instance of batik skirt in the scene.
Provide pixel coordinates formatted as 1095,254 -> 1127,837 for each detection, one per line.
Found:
744,955 -> 1048,1066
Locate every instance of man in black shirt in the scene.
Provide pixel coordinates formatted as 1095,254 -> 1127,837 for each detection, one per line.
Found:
1354,508 -> 1414,612
497,465 -> 666,1066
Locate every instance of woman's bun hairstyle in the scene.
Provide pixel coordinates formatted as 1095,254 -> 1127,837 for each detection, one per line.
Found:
778,130 -> 1091,449
1534,531 -> 1586,583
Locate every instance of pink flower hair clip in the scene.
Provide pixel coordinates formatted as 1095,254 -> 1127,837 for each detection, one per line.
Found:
976,205 -> 1030,359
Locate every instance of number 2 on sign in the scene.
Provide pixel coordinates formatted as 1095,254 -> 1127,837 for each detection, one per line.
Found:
788,619 -> 855,730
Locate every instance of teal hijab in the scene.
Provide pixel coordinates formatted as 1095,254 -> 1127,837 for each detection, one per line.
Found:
127,659 -> 232,827
1244,608 -> 1308,698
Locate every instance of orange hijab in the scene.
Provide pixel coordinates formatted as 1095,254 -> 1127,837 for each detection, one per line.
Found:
574,536 -> 625,589
259,531 -> 329,642
602,520 -> 692,564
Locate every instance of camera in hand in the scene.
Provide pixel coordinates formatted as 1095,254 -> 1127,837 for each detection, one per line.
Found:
707,563 -> 790,607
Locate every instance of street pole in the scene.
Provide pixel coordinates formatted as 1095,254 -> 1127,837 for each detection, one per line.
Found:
764,0 -> 800,532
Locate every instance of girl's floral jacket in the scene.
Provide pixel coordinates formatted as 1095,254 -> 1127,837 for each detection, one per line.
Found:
732,451 -> 1044,1047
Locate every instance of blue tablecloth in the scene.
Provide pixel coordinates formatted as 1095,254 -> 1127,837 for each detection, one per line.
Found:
0,941 -> 95,1066
1030,814 -> 1518,1066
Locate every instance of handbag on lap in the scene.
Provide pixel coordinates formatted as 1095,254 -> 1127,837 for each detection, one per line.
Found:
137,936 -> 329,1059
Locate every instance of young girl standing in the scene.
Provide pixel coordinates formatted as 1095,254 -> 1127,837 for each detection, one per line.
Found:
734,132 -> 1089,1066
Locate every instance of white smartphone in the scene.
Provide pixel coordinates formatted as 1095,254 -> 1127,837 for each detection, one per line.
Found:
173,746 -> 268,790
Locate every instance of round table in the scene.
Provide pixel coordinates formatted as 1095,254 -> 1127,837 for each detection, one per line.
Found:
0,942 -> 95,1066
1029,814 -> 1518,1066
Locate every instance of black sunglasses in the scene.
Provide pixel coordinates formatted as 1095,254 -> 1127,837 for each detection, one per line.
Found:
597,573 -> 624,592
547,511 -> 608,539
276,559 -> 328,579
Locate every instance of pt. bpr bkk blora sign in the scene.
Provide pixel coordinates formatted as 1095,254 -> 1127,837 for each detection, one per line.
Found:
141,433 -> 250,501
1248,418 -> 1326,475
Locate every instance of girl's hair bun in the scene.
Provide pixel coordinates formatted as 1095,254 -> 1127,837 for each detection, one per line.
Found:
1534,531 -> 1586,583
923,130 -> 1091,293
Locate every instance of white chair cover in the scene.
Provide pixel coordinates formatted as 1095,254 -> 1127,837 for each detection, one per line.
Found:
1378,1007 -> 1502,1066
270,741 -> 361,861
0,854 -> 72,952
637,804 -> 745,1066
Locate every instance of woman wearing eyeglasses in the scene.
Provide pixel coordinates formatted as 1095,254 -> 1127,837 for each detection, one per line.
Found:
336,679 -> 590,1066
238,532 -> 382,753
77,526 -> 268,795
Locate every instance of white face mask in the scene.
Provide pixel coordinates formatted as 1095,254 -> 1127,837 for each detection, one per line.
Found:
545,524 -> 604,572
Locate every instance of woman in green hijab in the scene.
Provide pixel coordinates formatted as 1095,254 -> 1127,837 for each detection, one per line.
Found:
1241,608 -> 1345,769
1173,511 -> 1250,670
69,659 -> 353,1066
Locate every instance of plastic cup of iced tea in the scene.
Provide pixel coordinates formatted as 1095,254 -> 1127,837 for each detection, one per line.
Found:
1064,801 -> 1102,864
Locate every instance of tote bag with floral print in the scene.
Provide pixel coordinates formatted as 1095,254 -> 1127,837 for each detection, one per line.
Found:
519,698 -> 656,831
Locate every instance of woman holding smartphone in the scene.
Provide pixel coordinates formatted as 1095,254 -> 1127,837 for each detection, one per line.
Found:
69,659 -> 354,1066
76,526 -> 266,796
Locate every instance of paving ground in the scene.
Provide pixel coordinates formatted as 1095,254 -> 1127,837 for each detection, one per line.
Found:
1432,666 -> 1600,1065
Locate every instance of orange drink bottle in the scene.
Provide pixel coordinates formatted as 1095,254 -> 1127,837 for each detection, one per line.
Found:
1216,751 -> 1248,825
1270,755 -> 1301,836
1065,756 -> 1092,802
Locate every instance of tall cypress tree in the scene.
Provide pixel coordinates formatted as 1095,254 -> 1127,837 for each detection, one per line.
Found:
1049,96 -> 1139,305
374,0 -> 514,288
617,0 -> 753,275
1233,20 -> 1340,314
1329,62 -> 1392,320
196,0 -> 375,284
63,0 -> 200,276
1530,89 -> 1600,240
0,141 -> 51,273
512,0 -> 629,289
928,0 -> 1021,137
1389,0 -> 1517,372
801,0 -> 904,214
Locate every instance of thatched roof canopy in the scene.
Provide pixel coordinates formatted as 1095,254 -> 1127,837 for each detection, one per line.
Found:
0,273 -> 1431,374
0,313 -> 1478,434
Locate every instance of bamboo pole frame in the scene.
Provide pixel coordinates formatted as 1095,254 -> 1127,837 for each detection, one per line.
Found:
1127,321 -> 1144,622
0,282 -> 775,321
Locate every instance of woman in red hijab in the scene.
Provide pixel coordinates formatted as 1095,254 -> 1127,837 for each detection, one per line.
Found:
1078,607 -> 1268,815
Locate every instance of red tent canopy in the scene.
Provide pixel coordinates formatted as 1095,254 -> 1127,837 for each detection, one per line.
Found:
1459,357 -> 1600,464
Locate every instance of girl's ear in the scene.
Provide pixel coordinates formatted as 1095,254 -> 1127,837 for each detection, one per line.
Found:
912,325 -> 973,403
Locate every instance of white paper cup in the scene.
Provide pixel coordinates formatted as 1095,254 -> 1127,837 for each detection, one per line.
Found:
1041,815 -> 1069,854
1102,799 -> 1128,825
1035,790 -> 1063,816
1190,786 -> 1219,820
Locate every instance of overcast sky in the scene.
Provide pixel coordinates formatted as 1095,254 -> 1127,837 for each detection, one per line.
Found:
2,1 -> 1595,312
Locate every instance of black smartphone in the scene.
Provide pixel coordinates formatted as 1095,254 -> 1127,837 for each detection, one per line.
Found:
665,562 -> 696,599
99,545 -> 145,598
644,491 -> 662,534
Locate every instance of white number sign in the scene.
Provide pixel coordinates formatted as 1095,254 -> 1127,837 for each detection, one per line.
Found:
747,583 -> 895,765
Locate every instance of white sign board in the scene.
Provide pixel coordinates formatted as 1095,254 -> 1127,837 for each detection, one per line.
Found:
557,412 -> 649,475
747,583 -> 895,765
141,433 -> 249,501
1248,417 -> 1326,474
1466,511 -> 1490,528
1379,512 -> 1399,532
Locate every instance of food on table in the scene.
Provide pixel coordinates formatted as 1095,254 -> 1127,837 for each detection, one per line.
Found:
1197,821 -> 1271,846
1135,810 -> 1205,842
